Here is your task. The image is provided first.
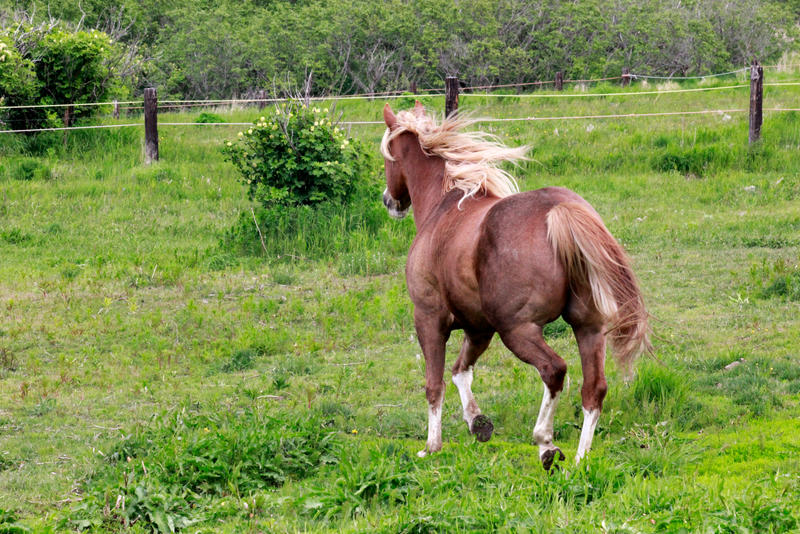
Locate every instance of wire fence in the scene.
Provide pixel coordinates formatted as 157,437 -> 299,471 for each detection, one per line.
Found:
1,63 -> 793,113
1,64 -> 798,136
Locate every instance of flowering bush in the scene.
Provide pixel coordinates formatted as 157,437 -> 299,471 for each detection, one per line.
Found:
223,101 -> 372,207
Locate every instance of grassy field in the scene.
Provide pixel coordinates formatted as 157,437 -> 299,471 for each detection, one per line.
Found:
1,72 -> 799,532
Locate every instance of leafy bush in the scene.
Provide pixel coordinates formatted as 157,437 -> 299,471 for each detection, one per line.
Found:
0,35 -> 40,131
223,101 -> 373,207
1,28 -> 122,131
34,29 -> 119,123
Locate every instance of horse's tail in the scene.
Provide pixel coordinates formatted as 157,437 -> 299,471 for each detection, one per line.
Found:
546,202 -> 650,370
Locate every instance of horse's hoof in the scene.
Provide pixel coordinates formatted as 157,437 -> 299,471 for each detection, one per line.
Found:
417,449 -> 428,458
470,414 -> 494,443
541,447 -> 565,472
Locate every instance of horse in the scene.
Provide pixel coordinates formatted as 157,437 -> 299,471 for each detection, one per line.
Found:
380,102 -> 650,470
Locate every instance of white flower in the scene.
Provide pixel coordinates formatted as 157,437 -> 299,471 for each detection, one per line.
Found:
237,132 -> 243,137
226,141 -> 232,146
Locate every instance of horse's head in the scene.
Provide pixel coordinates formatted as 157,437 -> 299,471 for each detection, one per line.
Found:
380,102 -> 424,219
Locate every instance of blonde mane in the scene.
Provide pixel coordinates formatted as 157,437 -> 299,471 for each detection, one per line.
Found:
381,110 -> 528,203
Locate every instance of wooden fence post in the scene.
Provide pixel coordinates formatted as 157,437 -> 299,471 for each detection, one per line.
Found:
445,76 -> 459,117
621,67 -> 630,87
63,105 -> 72,147
144,87 -> 158,164
257,90 -> 266,110
113,100 -> 119,119
555,71 -> 563,91
749,59 -> 763,145
410,80 -> 417,95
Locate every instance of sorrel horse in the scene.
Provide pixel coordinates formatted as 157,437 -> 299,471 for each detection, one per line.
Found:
381,102 -> 650,470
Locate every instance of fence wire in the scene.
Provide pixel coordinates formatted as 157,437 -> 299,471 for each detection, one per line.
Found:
1,64 -> 795,112
3,108 -> 799,135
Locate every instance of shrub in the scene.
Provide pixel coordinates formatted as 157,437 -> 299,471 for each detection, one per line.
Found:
223,101 -> 374,208
1,28 -> 123,131
0,35 -> 40,132
34,29 -> 119,125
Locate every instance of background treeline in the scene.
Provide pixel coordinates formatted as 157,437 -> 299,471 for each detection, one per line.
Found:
0,0 -> 798,101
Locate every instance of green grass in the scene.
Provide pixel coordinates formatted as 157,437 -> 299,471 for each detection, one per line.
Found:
1,74 -> 799,532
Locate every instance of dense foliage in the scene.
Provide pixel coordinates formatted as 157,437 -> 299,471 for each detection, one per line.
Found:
0,25 -> 121,129
0,34 -> 40,129
1,0 -> 797,101
223,102 -> 373,207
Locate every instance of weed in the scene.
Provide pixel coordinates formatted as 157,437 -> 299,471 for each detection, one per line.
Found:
543,317 -> 570,339
206,253 -> 239,271
69,407 -> 339,532
9,158 -> 51,181
0,509 -> 30,533
300,448 -> 415,519
221,348 -> 257,373
748,257 -> 800,301
653,144 -> 731,177
270,267 -> 295,285
530,455 -> 627,508
195,112 -> 225,123
0,228 -> 32,245
338,250 -> 396,276
610,422 -> 701,477
0,347 -> 17,372
26,398 -> 56,417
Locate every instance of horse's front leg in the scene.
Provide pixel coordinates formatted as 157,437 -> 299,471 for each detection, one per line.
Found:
414,310 -> 450,458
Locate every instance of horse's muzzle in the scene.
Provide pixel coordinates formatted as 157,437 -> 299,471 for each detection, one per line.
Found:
383,188 -> 410,219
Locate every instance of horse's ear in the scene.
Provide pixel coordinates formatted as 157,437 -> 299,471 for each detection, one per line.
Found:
413,100 -> 425,116
383,103 -> 398,130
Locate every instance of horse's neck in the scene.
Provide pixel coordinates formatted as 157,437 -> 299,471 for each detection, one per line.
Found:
406,158 -> 446,231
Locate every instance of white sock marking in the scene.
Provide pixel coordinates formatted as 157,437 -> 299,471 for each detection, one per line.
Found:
575,407 -> 600,463
533,382 -> 560,458
418,399 -> 443,458
452,367 -> 480,425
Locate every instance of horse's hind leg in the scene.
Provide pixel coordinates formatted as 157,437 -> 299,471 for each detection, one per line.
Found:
498,323 -> 567,471
572,325 -> 608,463
452,332 -> 494,442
